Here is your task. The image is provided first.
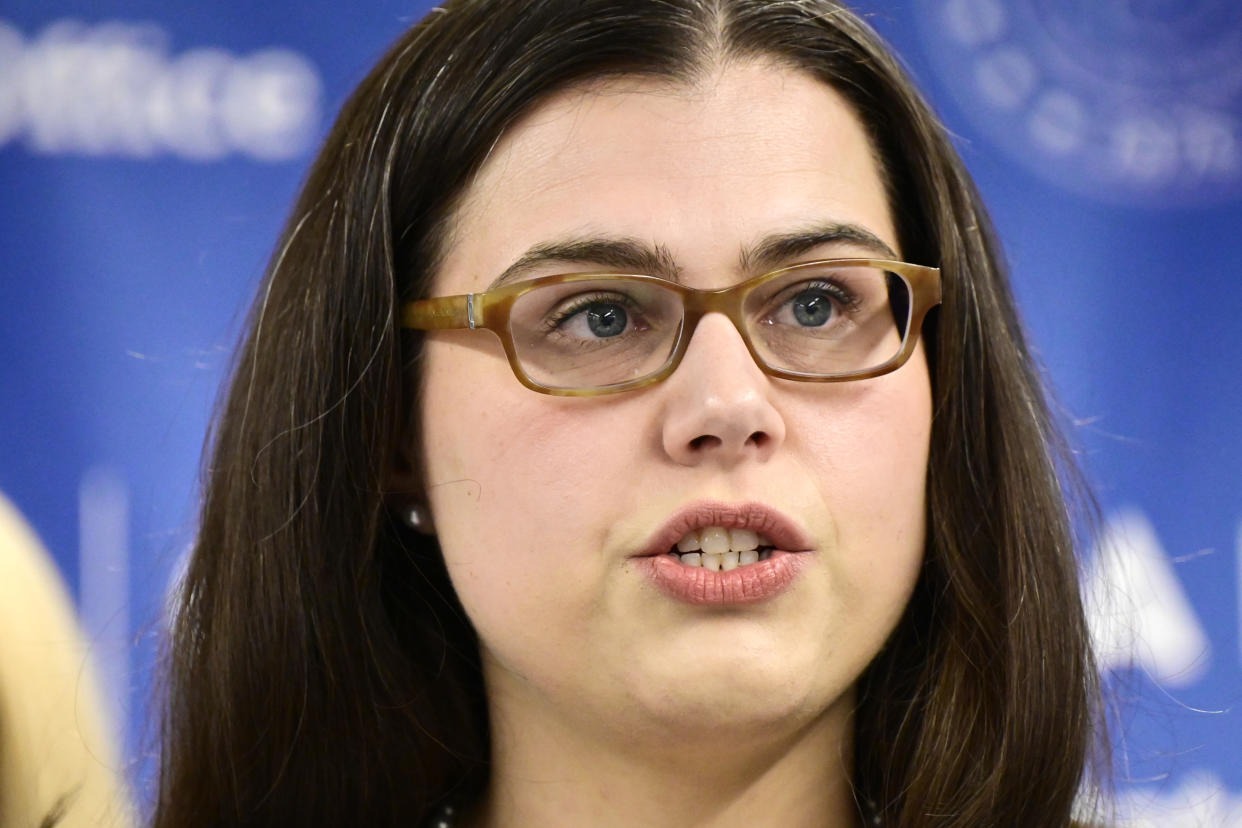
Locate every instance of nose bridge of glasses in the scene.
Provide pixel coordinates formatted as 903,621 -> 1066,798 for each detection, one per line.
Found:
673,283 -> 766,380
679,281 -> 751,336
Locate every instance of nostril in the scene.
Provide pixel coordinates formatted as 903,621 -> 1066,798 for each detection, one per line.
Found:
689,435 -> 722,451
747,431 -> 769,448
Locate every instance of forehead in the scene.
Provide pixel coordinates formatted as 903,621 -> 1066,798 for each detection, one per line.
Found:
441,60 -> 896,289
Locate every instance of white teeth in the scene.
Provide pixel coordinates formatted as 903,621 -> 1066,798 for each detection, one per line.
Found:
671,526 -> 778,566
676,548 -> 768,569
729,528 -> 758,551
676,532 -> 702,553
700,527 -> 729,556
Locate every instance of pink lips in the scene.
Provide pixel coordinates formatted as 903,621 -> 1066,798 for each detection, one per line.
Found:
632,502 -> 814,606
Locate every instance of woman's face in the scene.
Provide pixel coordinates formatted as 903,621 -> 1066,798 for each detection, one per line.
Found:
419,61 -> 931,749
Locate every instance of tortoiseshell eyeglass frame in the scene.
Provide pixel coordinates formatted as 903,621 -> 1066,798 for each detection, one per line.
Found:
400,258 -> 941,397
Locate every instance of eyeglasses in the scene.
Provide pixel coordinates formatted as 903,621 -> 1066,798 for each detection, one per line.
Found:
401,258 -> 941,397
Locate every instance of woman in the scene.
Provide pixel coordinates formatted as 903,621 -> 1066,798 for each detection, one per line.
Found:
155,1 -> 1108,825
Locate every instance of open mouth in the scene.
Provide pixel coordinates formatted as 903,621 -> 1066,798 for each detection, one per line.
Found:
634,502 -> 814,604
637,501 -> 813,563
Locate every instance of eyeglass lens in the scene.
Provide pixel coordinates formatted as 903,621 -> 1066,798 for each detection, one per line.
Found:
507,264 -> 911,390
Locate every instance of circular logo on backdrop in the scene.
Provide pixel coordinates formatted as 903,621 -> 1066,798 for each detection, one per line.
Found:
916,0 -> 1242,207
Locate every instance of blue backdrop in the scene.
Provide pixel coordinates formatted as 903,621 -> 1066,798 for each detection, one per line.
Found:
1,1 -> 1239,822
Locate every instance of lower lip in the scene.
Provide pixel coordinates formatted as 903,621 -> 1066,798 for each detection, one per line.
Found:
635,550 -> 810,606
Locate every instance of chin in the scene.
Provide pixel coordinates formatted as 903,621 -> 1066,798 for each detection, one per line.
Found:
623,655 -> 849,739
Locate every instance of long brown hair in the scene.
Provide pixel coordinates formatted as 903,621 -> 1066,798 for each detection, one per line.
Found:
154,1 -> 1107,825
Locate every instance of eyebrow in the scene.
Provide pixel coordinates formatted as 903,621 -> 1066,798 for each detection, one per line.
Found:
739,223 -> 898,273
487,222 -> 898,291
489,237 -> 681,289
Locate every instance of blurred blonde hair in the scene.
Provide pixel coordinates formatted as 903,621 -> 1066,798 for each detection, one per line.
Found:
0,492 -> 134,828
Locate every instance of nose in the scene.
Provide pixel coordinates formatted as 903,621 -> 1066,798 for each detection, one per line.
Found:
660,313 -> 786,467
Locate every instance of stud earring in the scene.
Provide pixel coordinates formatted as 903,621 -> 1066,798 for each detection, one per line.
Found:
401,502 -> 430,532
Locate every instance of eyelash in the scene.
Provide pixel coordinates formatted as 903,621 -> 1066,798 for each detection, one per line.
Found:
772,280 -> 860,314
542,292 -> 641,331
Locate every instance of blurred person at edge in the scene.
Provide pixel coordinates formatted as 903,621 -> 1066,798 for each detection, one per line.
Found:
153,1 -> 1111,826
0,493 -> 135,827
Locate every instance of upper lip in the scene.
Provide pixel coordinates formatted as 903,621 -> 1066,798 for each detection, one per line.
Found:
635,501 -> 816,558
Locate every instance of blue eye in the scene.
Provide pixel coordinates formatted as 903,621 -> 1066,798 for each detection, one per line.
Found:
585,303 -> 628,337
543,292 -> 647,342
763,278 -> 857,331
790,289 -> 834,327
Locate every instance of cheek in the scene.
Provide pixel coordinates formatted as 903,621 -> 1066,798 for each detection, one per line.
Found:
419,335 -> 648,654
421,390 -> 584,678
792,361 -> 931,612
421,333 -> 651,527
806,349 -> 930,509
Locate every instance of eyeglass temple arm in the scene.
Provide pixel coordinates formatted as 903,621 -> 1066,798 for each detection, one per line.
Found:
400,294 -> 475,330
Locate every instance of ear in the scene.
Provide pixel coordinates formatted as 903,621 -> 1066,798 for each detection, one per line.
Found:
386,431 -> 423,498
385,431 -> 436,535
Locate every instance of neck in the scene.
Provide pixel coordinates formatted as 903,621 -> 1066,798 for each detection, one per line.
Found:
466,674 -> 862,828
